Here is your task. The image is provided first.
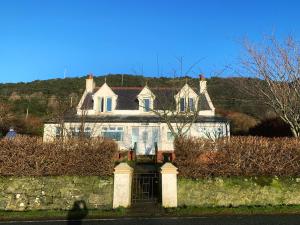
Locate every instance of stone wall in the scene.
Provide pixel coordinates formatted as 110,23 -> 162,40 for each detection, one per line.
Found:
0,176 -> 113,211
178,177 -> 300,207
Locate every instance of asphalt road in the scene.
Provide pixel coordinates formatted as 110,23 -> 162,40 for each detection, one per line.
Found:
1,215 -> 300,225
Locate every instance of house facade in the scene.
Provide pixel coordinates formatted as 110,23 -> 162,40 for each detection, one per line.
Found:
43,75 -> 230,155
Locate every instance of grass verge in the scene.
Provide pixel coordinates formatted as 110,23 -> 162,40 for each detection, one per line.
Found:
1,205 -> 300,221
165,205 -> 300,216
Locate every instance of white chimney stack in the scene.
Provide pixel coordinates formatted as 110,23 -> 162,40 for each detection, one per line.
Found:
86,74 -> 95,93
199,74 -> 207,94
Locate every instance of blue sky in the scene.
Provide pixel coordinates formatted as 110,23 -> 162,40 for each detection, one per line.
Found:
0,0 -> 300,83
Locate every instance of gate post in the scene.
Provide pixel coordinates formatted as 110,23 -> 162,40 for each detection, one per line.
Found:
113,163 -> 133,208
161,162 -> 178,208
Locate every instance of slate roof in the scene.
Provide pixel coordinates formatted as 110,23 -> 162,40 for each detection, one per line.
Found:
45,108 -> 228,124
80,86 -> 212,111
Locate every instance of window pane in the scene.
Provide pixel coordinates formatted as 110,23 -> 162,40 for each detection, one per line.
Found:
167,132 -> 174,141
55,127 -> 61,137
189,98 -> 194,111
144,98 -> 150,112
106,97 -> 112,112
180,98 -> 185,112
84,127 -> 91,138
102,131 -> 123,141
98,97 -> 104,112
142,131 -> 148,142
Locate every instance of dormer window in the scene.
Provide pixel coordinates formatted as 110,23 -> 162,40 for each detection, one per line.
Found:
143,98 -> 150,112
98,97 -> 113,112
179,97 -> 195,112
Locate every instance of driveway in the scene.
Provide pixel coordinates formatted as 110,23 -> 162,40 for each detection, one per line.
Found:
1,215 -> 300,225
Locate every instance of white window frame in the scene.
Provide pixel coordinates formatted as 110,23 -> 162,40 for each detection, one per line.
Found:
106,97 -> 112,112
101,126 -> 124,141
143,98 -> 151,112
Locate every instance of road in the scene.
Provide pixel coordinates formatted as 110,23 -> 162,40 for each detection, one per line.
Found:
1,215 -> 300,225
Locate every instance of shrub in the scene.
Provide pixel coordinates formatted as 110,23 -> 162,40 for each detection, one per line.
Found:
0,136 -> 118,176
219,110 -> 258,135
249,117 -> 293,137
174,136 -> 300,178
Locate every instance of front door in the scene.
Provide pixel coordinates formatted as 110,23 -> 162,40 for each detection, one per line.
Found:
132,126 -> 160,155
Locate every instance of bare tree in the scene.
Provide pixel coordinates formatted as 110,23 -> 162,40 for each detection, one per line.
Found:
47,94 -> 102,141
150,79 -> 202,138
135,57 -> 206,138
47,96 -> 72,141
240,36 -> 300,137
0,101 -> 13,131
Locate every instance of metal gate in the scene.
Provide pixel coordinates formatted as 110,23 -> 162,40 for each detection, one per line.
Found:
132,172 -> 160,203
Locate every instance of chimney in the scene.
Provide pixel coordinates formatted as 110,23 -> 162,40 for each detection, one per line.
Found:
86,74 -> 95,92
199,74 -> 207,94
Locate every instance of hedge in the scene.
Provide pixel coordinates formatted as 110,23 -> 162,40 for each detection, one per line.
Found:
0,136 -> 118,176
174,136 -> 300,178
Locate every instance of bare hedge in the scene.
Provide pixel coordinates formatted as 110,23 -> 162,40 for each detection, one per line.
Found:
174,136 -> 300,178
0,136 -> 118,176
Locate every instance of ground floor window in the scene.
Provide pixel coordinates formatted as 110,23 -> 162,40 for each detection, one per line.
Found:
70,127 -> 92,138
55,127 -> 62,138
167,131 -> 174,142
101,126 -> 124,141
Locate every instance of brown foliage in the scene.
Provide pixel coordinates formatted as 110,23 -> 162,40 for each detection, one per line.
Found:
219,110 -> 258,135
0,136 -> 118,176
174,136 -> 300,178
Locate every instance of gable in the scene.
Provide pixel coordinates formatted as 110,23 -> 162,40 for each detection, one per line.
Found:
93,83 -> 117,97
175,84 -> 198,99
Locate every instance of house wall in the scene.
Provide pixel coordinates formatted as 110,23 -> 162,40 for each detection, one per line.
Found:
43,121 -> 229,152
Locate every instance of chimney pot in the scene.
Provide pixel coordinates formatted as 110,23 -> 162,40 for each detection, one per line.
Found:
199,74 -> 205,80
87,74 -> 93,79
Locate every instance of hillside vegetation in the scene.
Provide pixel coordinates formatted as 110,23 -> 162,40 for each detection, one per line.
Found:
0,74 -> 280,136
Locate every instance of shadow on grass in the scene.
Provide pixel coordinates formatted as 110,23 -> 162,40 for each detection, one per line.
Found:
67,200 -> 88,225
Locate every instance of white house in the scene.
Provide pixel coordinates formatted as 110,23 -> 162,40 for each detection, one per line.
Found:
43,75 -> 230,155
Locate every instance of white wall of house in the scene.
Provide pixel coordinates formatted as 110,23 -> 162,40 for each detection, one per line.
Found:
43,121 -> 229,154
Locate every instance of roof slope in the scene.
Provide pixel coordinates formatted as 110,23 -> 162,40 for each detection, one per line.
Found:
80,86 -> 211,111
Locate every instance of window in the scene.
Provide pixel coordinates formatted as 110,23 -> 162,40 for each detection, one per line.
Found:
98,97 -> 104,112
101,127 -> 124,141
179,97 -> 195,112
217,127 -> 223,137
143,98 -> 150,112
84,127 -> 92,138
142,130 -> 148,143
55,127 -> 62,138
106,97 -> 112,112
180,98 -> 185,112
188,98 -> 194,111
167,131 -> 174,142
70,127 -> 80,137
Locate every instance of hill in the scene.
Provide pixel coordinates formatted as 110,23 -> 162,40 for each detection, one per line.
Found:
0,74 -> 272,136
